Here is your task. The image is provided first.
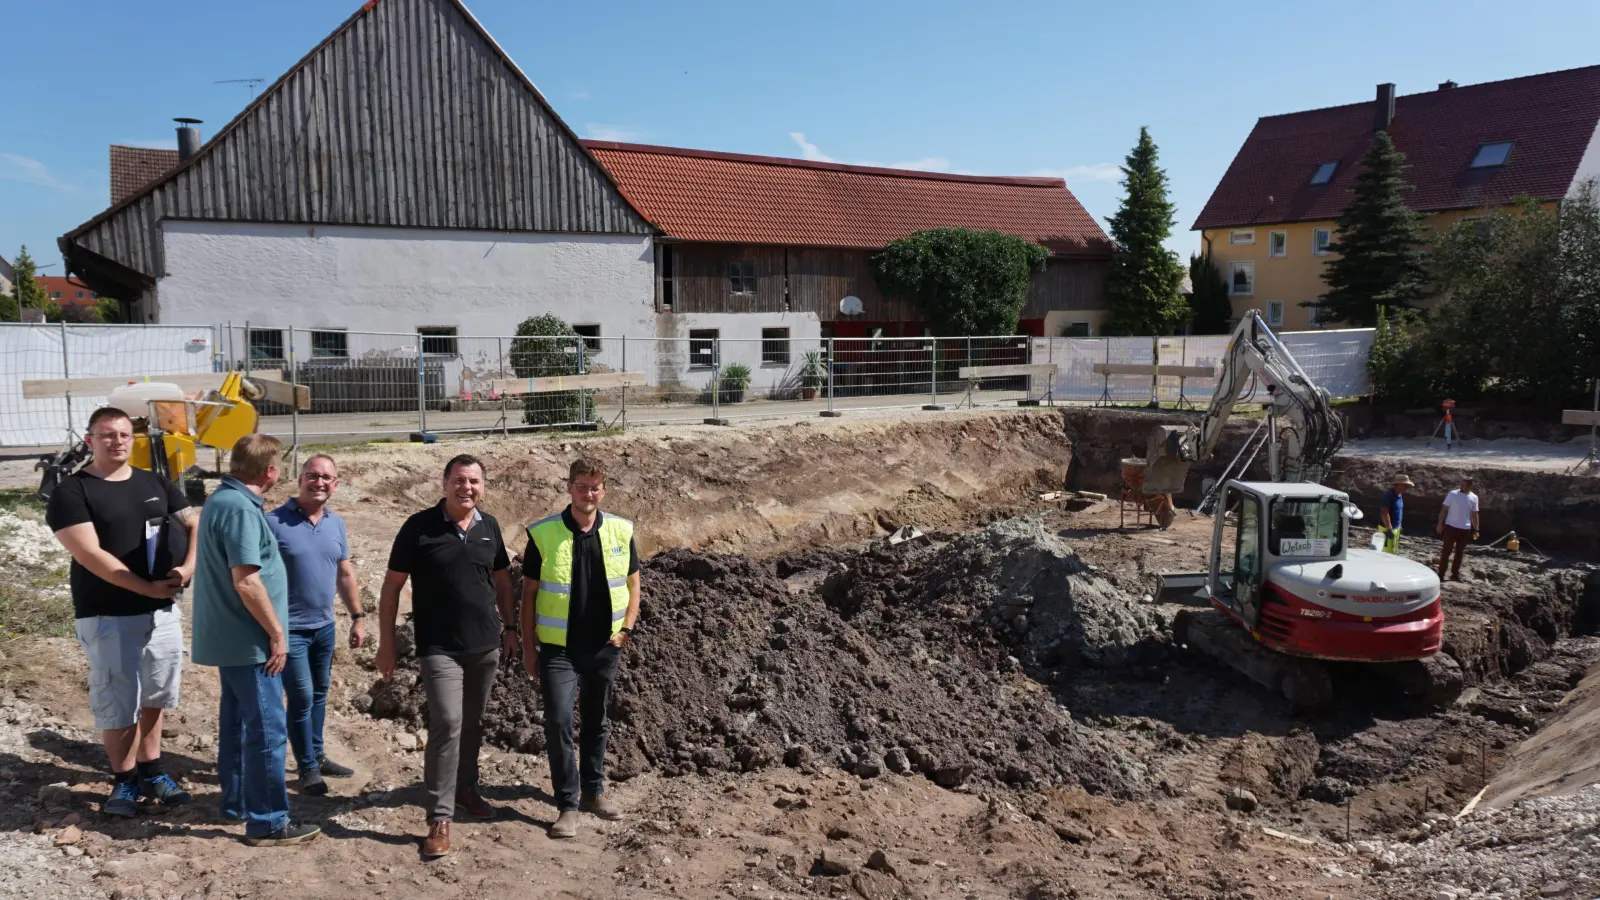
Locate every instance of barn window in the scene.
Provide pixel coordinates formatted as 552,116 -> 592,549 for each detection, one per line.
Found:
311,329 -> 348,359
689,329 -> 718,368
419,326 -> 458,356
248,328 -> 285,361
761,328 -> 790,366
729,260 -> 756,295
573,324 -> 601,353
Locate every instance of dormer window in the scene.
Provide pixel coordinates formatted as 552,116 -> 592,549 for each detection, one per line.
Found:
1310,161 -> 1338,185
1470,141 -> 1514,169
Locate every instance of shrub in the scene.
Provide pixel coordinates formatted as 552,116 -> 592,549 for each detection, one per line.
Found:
508,314 -> 595,426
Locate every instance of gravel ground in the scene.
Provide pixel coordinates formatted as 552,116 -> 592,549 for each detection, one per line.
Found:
1371,782 -> 1600,899
1341,437 -> 1593,474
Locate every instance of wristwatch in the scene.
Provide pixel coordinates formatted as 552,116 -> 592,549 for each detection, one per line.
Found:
350,611 -> 367,620
503,625 -> 521,635
619,627 -> 634,637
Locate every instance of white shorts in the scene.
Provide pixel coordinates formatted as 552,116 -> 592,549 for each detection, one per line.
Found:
74,603 -> 184,730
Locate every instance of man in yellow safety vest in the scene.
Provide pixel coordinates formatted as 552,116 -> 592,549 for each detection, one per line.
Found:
520,457 -> 641,839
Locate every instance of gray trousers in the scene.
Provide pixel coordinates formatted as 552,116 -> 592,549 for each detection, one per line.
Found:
419,648 -> 499,823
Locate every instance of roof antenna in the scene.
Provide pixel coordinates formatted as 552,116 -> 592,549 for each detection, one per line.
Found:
215,77 -> 266,100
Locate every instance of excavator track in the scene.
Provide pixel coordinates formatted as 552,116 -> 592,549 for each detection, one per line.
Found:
1173,608 -> 1466,712
1173,608 -> 1333,712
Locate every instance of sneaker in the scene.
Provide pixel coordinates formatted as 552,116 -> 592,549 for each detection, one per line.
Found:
299,769 -> 328,797
104,779 -> 139,818
579,793 -> 622,821
244,822 -> 322,847
548,809 -> 579,839
316,755 -> 355,779
139,773 -> 192,807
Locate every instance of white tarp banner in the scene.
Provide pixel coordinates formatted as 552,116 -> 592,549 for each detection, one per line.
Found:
0,324 -> 217,447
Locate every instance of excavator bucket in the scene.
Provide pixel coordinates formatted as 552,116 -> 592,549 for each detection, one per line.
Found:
193,372 -> 260,452
1142,425 -> 1191,495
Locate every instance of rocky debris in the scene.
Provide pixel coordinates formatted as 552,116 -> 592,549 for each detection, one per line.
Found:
50,826 -> 80,846
1372,781 -> 1600,897
1302,776 -> 1357,804
35,784 -> 69,806
1225,787 -> 1259,813
366,519 -> 1161,796
865,850 -> 895,874
815,848 -> 860,876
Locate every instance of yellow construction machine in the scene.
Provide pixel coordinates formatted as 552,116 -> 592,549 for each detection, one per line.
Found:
37,372 -> 268,503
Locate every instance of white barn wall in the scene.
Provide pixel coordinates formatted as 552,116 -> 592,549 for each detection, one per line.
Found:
657,311 -> 823,397
156,221 -> 658,389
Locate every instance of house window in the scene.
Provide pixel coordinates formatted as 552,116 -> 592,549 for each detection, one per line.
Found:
1307,304 -> 1323,328
1267,300 -> 1285,328
761,327 -> 790,366
51,291 -> 61,299
1462,216 -> 1494,239
573,324 -> 601,353
1310,161 -> 1338,185
76,291 -> 85,299
248,328 -> 285,361
1229,261 -> 1255,296
1470,141 -> 1514,169
418,326 -> 458,356
658,245 -> 675,312
729,260 -> 756,295
1228,229 -> 1255,246
1312,228 -> 1333,256
1269,231 -> 1287,258
1061,322 -> 1091,337
689,328 -> 718,368
310,329 -> 348,359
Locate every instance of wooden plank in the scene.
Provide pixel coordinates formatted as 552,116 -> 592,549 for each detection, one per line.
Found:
1562,409 -> 1600,426
485,371 -> 648,396
22,370 -> 286,400
957,364 -> 1058,379
1092,363 -> 1215,378
253,377 -> 312,411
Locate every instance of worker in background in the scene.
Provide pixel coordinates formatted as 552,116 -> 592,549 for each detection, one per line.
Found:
1435,474 -> 1481,582
191,434 -> 321,846
522,457 -> 641,840
266,454 -> 365,798
46,406 -> 197,817
1380,474 -> 1414,553
378,455 -> 515,859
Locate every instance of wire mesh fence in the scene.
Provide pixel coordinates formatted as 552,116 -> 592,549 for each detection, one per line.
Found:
0,322 -> 1376,449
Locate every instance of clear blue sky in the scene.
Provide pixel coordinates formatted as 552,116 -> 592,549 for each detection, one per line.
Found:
2,0 -> 1597,276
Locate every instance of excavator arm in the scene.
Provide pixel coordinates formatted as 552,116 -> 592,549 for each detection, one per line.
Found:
1143,313 -> 1344,494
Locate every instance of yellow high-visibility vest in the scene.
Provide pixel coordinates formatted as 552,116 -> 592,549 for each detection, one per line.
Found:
526,513 -> 632,646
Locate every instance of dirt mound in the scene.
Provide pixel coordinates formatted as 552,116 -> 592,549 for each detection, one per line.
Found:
362,518 -> 1168,798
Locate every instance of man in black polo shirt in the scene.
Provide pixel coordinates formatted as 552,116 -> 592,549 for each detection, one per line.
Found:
520,457 -> 641,839
377,454 -> 515,859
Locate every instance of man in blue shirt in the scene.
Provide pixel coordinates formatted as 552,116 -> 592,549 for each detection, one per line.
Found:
192,434 -> 320,847
267,453 -> 365,797
1380,474 -> 1413,553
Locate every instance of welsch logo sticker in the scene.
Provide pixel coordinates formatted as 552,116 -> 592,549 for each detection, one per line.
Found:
1280,538 -> 1331,557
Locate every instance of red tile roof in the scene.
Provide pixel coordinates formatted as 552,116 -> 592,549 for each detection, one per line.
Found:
37,276 -> 99,308
1193,66 -> 1600,231
584,141 -> 1111,257
109,145 -> 180,205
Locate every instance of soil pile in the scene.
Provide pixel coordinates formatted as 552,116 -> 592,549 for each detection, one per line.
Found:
363,518 -> 1167,797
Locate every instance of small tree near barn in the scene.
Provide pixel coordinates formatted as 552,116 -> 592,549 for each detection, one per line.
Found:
509,314 -> 594,427
1101,127 -> 1188,336
871,227 -> 1049,336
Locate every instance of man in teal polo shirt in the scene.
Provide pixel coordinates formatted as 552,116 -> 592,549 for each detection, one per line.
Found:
192,434 -> 321,847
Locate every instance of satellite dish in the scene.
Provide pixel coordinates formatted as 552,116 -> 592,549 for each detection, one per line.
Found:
839,295 -> 863,316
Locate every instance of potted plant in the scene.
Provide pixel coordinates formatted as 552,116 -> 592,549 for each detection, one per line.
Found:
799,350 -> 826,400
719,362 -> 752,404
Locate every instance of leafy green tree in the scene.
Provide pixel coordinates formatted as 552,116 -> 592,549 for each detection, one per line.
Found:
9,246 -> 53,319
870,227 -> 1049,335
1102,128 -> 1187,335
1187,251 -> 1232,334
508,313 -> 594,426
1314,132 -> 1429,326
1366,306 -> 1435,407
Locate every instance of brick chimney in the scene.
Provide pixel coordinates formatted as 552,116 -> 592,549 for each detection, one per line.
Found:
1438,80 -> 1458,90
1375,83 -> 1396,132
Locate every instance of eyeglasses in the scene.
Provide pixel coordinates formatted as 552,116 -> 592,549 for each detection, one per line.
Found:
570,483 -> 604,495
302,473 -> 336,482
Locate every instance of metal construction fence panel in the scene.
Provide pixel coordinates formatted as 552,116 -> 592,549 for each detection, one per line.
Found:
0,322 -> 215,446
0,323 -> 1377,448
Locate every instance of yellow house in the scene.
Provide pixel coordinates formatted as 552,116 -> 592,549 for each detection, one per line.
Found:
1193,69 -> 1600,331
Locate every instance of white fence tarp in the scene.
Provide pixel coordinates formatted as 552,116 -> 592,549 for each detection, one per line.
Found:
0,324 -> 217,447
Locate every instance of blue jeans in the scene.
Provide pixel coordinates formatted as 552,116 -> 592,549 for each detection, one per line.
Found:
540,644 -> 621,812
284,624 -> 335,772
217,664 -> 290,838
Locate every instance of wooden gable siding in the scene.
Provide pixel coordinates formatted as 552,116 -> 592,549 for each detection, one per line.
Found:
66,0 -> 650,283
667,244 -> 1105,322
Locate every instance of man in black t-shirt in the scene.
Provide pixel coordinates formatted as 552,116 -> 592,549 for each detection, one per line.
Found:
520,457 -> 641,839
46,407 -> 198,817
377,454 -> 514,859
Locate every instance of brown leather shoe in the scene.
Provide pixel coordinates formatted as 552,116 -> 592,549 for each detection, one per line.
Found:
579,793 -> 623,821
549,809 -> 579,839
455,787 -> 495,821
421,821 -> 450,858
